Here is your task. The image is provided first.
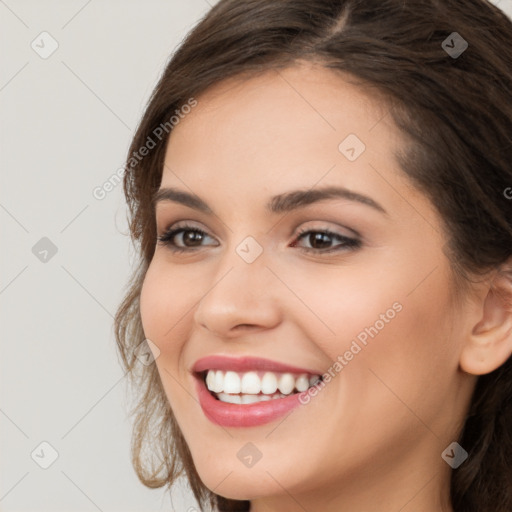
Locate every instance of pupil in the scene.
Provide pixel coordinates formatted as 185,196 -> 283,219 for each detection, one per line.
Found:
185,231 -> 202,246
311,233 -> 331,249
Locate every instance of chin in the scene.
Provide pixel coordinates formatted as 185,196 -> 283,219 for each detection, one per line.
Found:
198,469 -> 273,501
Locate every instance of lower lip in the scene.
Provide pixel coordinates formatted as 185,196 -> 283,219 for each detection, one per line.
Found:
195,374 -> 304,427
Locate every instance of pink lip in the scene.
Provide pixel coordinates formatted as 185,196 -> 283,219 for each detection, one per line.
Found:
192,355 -> 321,375
194,374 -> 305,427
191,355 -> 321,428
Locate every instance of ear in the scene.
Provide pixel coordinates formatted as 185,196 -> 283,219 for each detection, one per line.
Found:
459,265 -> 512,376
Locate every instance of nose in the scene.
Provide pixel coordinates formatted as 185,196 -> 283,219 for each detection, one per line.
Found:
193,250 -> 282,339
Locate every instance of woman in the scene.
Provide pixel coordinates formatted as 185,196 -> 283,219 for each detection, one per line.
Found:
115,1 -> 512,510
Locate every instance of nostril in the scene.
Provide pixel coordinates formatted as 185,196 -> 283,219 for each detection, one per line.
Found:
235,324 -> 257,331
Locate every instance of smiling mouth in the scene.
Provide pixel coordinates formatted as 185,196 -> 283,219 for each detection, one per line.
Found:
201,369 -> 324,404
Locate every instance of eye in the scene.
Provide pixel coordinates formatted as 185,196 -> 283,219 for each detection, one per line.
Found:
156,223 -> 362,255
157,224 -> 218,253
290,227 -> 361,254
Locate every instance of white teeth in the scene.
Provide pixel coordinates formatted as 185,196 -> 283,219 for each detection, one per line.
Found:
261,372 -> 278,394
223,371 -> 241,394
205,369 -> 322,396
213,370 -> 224,393
240,394 -> 261,404
241,371 -> 261,394
277,373 -> 295,395
217,393 -> 282,404
296,374 -> 310,392
217,392 -> 241,404
206,370 -> 215,391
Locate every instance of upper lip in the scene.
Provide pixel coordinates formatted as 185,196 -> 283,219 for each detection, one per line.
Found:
192,355 -> 323,375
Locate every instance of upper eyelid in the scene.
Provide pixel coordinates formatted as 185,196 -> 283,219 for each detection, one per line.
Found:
158,220 -> 357,237
158,223 -> 359,247
155,200 -> 370,234
157,212 -> 361,234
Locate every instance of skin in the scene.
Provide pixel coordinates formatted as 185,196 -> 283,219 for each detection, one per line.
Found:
139,62 -> 512,512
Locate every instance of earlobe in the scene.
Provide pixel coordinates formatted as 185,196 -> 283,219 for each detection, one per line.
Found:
459,268 -> 512,376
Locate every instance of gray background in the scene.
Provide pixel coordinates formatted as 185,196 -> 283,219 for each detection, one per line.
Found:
1,1 -> 511,511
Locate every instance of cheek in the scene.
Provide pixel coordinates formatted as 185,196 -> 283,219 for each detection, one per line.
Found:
295,255 -> 459,407
139,266 -> 164,342
346,263 -> 461,428
139,261 -> 195,410
278,260 -> 407,362
139,259 -> 192,344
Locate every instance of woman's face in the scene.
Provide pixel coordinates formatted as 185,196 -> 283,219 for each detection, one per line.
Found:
140,63 -> 476,510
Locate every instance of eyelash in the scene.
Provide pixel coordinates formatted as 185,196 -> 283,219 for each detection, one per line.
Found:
157,223 -> 362,255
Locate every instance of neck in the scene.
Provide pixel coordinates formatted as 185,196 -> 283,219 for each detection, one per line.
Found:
249,442 -> 454,512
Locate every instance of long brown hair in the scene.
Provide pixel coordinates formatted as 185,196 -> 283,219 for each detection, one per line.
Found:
115,1 -> 512,510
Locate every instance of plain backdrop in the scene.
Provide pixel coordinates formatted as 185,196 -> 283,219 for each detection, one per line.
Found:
1,1 -> 512,511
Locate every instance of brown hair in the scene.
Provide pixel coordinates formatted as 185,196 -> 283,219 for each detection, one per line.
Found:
115,1 -> 512,510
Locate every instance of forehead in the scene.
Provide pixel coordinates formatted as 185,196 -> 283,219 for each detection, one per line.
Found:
161,62 -> 405,203
168,62 -> 393,145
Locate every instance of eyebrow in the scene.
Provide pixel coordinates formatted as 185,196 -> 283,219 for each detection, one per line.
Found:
153,186 -> 387,215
